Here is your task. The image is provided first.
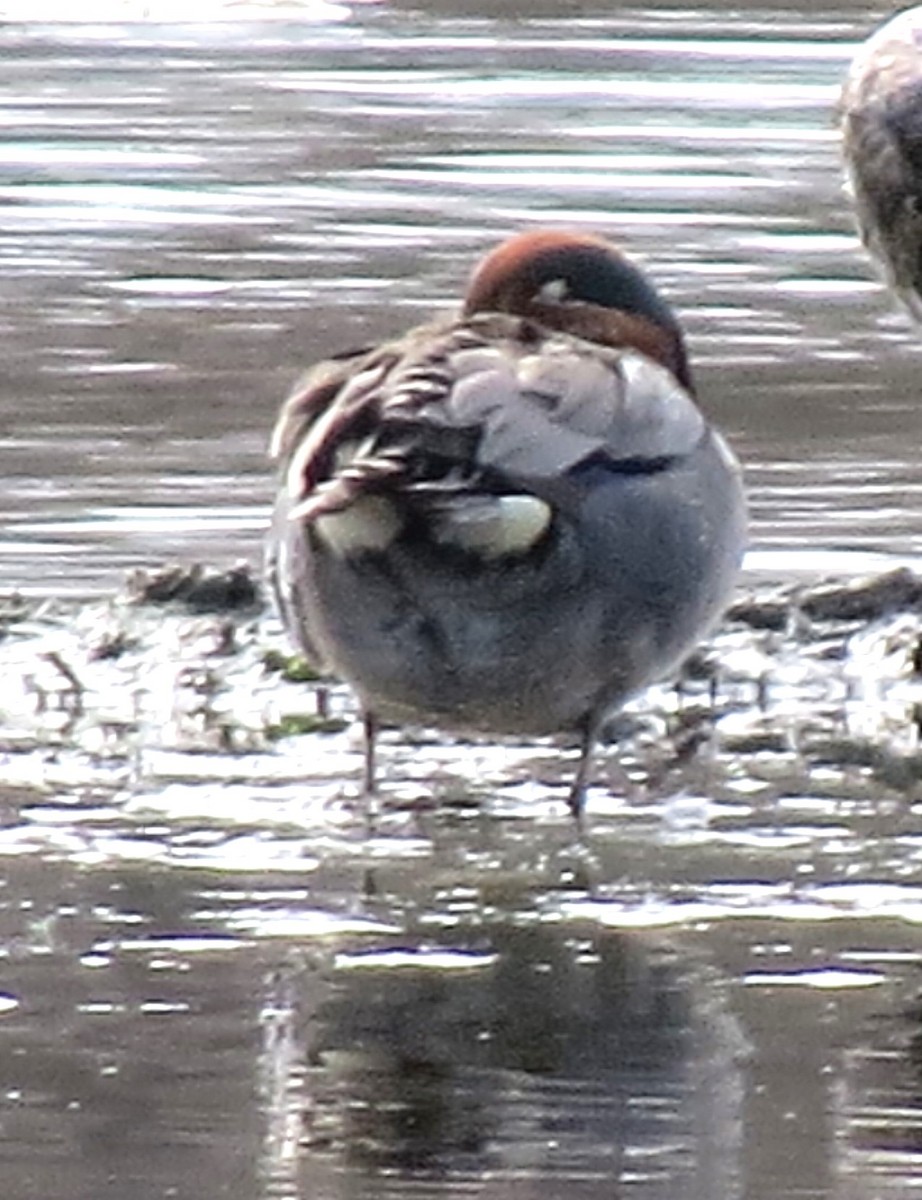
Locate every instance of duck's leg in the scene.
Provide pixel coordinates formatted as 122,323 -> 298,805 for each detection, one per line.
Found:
567,715 -> 599,823
361,709 -> 379,794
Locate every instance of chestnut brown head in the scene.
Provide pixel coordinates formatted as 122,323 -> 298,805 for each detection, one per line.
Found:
463,229 -> 694,394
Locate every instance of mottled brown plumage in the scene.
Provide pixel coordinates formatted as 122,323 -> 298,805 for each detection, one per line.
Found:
841,8 -> 922,318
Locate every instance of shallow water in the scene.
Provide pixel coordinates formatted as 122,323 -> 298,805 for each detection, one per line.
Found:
3,0 -> 922,596
3,3 -> 922,1199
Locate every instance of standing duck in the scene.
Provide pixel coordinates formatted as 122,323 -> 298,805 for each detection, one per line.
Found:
267,230 -> 746,818
841,7 -> 922,318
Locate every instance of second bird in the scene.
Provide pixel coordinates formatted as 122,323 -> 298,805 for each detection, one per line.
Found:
268,230 -> 747,817
841,7 -> 922,318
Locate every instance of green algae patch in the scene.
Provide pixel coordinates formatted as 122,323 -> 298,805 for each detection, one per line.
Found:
261,649 -> 323,683
266,713 -> 349,739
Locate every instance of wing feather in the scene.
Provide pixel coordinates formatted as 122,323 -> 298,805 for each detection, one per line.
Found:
271,313 -> 706,534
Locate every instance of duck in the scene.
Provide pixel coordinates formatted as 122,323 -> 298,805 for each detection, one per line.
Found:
267,229 -> 747,818
840,7 -> 922,318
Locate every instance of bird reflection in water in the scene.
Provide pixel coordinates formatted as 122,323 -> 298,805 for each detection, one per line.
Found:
258,921 -> 744,1197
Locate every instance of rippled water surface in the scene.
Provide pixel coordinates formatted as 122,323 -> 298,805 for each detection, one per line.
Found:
3,0 -> 922,595
3,3 -> 922,1199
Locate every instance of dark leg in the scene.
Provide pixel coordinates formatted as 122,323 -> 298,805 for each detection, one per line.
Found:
361,709 -> 378,794
567,716 -> 598,823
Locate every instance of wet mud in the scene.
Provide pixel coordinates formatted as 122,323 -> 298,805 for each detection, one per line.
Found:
3,563 -> 922,825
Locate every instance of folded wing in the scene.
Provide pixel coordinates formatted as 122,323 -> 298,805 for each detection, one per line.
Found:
273,311 -> 706,565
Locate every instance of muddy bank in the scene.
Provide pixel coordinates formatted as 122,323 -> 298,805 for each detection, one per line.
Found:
1,562 -> 922,819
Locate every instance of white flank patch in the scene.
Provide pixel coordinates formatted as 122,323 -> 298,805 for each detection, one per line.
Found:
433,494 -> 551,558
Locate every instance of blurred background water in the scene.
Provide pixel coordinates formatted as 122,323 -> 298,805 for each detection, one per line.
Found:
1,0 -> 921,596
1,3 -> 922,1199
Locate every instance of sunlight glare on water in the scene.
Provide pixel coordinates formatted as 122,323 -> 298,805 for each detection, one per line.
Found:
2,4 -> 922,1198
0,0 -> 919,594
0,0 -> 360,21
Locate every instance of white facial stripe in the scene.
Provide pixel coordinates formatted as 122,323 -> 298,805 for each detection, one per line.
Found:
536,277 -> 569,304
